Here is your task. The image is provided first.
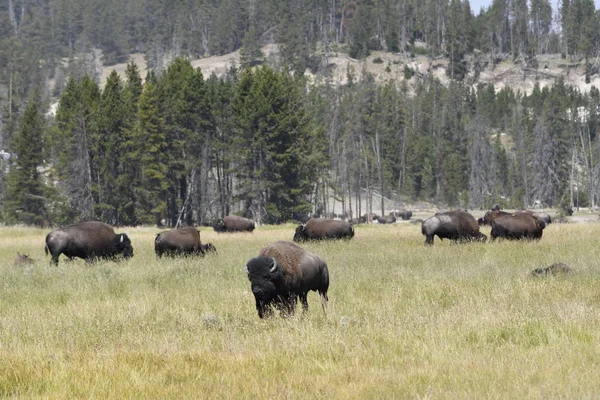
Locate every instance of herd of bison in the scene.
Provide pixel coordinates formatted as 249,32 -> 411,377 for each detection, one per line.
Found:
10,207 -> 571,318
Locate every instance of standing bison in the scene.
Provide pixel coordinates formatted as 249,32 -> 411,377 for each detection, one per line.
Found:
393,209 -> 413,220
45,221 -> 133,265
490,213 -> 545,241
213,215 -> 255,233
245,240 -> 329,318
155,226 -> 213,258
293,218 -> 355,242
421,210 -> 487,245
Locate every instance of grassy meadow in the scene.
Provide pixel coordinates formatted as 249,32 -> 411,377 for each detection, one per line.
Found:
1,220 -> 600,398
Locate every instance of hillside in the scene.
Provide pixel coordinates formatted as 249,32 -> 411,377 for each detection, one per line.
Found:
98,45 -> 600,95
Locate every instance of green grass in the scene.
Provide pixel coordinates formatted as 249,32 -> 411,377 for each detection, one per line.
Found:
1,222 -> 600,398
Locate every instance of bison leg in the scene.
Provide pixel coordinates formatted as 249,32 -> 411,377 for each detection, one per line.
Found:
299,292 -> 309,312
50,254 -> 60,266
319,290 -> 328,312
424,235 -> 434,245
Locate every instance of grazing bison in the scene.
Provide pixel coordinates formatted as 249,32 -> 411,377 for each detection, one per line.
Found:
245,240 -> 329,318
14,252 -> 35,266
213,215 -> 255,233
155,226 -> 207,258
478,210 -> 512,226
394,209 -> 413,220
490,213 -> 545,241
360,213 -> 379,223
293,218 -> 355,242
376,213 -> 396,224
421,210 -> 487,245
45,221 -> 133,266
531,262 -> 573,276
515,210 -> 552,227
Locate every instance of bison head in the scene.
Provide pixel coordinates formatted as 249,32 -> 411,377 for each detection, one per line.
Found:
213,219 -> 225,232
246,256 -> 285,318
201,243 -> 217,254
115,234 -> 134,259
293,225 -> 306,242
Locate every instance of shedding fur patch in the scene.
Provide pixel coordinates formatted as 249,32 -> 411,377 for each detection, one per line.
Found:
422,217 -> 440,233
437,214 -> 452,224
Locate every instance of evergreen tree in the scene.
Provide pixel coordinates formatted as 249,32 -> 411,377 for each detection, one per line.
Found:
132,79 -> 169,225
231,67 -> 327,223
446,0 -> 468,81
4,95 -> 50,225
239,23 -> 264,68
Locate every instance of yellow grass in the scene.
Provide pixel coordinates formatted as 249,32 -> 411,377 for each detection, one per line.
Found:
1,222 -> 600,398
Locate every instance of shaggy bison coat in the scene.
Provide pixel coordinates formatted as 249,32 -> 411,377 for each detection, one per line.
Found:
45,221 -> 133,265
376,214 -> 396,224
154,226 -> 207,258
245,240 -> 329,318
490,213 -> 545,241
421,210 -> 487,245
293,218 -> 355,242
394,209 -> 413,220
213,215 -> 255,233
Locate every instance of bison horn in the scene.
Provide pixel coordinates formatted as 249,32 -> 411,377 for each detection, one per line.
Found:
120,234 -> 124,243
245,264 -> 249,275
270,258 -> 278,273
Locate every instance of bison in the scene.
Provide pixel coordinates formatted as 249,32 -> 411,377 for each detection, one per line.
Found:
293,218 -> 355,242
478,210 -> 512,226
393,209 -> 413,220
45,221 -> 133,266
213,215 -> 255,233
155,226 -> 208,258
490,213 -> 545,241
515,210 -> 552,227
421,210 -> 487,245
245,240 -> 329,318
376,213 -> 396,224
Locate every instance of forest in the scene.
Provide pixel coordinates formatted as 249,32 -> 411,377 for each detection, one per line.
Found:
0,0 -> 599,226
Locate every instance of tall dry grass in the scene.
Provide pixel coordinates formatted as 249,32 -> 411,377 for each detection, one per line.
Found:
1,222 -> 599,398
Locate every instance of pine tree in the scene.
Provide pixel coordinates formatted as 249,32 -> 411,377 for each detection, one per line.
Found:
132,80 -> 169,225
4,95 -> 50,225
446,0 -> 468,81
231,67 -> 327,223
239,23 -> 264,68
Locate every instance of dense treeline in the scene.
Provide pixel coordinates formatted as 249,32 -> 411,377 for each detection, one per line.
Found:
1,0 -> 600,226
3,59 -> 600,226
1,0 -> 599,112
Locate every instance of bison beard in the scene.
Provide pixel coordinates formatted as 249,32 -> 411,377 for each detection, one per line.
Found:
245,241 -> 329,318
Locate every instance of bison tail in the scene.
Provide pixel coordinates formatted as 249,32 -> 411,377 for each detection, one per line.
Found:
44,244 -> 49,256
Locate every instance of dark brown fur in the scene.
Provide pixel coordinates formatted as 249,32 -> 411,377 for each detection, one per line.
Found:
293,218 -> 354,242
155,226 -> 205,258
422,210 -> 487,245
45,221 -> 133,266
213,215 -> 255,233
490,213 -> 544,240
246,240 -> 329,318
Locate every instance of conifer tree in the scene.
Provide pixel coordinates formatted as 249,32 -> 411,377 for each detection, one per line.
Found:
132,80 -> 169,225
4,95 -> 50,225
